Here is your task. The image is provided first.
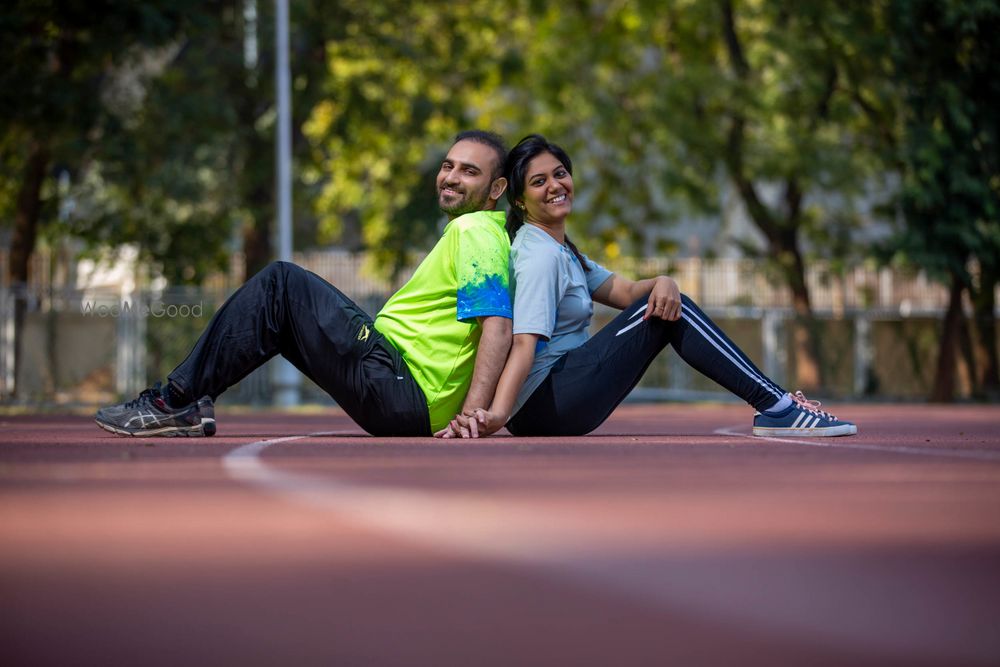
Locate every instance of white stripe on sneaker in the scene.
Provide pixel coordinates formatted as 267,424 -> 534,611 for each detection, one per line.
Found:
791,411 -> 808,428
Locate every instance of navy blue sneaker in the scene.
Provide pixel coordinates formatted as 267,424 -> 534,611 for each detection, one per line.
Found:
95,382 -> 216,437
752,391 -> 857,437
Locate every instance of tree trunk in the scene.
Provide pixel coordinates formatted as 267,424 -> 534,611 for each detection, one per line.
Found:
930,271 -> 965,402
233,99 -> 273,280
7,139 -> 50,399
957,290 -> 979,397
719,3 -> 822,392
242,171 -> 272,279
237,76 -> 273,278
781,239 -> 822,392
219,0 -> 274,281
972,262 -> 999,398
9,140 -> 49,286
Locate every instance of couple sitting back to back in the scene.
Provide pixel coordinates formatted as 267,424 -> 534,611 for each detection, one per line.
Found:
96,131 -> 856,440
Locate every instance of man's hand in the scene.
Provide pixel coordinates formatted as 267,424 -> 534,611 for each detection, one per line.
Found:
438,412 -> 478,439
434,408 -> 507,439
643,276 -> 682,321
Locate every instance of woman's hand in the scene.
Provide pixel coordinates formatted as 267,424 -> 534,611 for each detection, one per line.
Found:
434,409 -> 507,439
468,408 -> 507,436
433,332 -> 539,440
644,276 -> 682,321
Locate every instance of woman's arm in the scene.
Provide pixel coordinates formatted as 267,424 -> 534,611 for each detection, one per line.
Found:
591,274 -> 682,321
438,332 -> 540,438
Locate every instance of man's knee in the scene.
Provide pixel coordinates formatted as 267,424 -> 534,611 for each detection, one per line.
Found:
259,260 -> 299,277
254,260 -> 309,288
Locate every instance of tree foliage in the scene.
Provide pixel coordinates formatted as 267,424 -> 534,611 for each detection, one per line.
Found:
0,0 -> 210,396
301,0 -> 529,275
487,0 -> 895,389
3,0 -> 997,399
884,0 -> 1000,399
886,0 -> 999,282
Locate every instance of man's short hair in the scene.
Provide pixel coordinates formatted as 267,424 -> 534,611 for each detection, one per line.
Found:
454,130 -> 508,181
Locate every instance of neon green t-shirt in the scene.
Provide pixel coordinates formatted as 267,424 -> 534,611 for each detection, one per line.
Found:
374,210 -> 512,431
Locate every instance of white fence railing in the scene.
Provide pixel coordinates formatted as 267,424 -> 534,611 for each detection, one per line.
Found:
0,253 -> 994,404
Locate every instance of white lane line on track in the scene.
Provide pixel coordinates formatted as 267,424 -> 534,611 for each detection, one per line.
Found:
220,433 -> 997,664
223,432 -> 597,560
714,425 -> 1000,461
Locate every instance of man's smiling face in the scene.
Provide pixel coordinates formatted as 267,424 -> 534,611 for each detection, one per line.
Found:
436,139 -> 500,218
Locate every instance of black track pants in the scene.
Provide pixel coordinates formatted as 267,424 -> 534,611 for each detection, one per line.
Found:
506,294 -> 786,436
168,261 -> 430,436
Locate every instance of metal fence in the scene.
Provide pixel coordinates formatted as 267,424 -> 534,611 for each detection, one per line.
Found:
0,251 -> 992,406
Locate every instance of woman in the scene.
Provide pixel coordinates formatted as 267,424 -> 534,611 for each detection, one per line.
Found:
438,134 -> 856,439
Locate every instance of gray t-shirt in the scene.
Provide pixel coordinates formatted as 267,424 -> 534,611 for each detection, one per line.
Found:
510,224 -> 613,416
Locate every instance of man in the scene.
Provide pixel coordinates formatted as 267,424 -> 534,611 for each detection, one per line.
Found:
95,130 -> 513,437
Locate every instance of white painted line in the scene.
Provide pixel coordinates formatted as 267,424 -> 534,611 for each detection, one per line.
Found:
714,425 -> 1000,461
223,432 -> 592,560
220,432 -> 999,664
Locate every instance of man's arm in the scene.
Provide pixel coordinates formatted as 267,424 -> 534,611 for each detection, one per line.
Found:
457,332 -> 540,438
460,315 -> 512,414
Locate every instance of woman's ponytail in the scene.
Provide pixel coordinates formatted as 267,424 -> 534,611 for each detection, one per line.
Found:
564,235 -> 591,272
505,202 -> 525,243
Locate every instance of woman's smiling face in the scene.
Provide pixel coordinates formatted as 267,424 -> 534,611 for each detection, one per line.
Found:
520,151 -> 574,225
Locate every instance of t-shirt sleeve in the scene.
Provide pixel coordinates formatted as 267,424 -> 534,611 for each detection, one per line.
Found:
456,223 -> 512,322
581,253 -> 613,293
511,246 -> 561,339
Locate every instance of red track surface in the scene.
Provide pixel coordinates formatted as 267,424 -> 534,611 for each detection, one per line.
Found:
2,403 -> 999,666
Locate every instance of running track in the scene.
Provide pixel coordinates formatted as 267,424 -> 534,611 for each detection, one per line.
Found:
1,403 -> 999,666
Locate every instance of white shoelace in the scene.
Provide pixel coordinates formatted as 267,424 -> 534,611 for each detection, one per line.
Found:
790,390 -> 838,422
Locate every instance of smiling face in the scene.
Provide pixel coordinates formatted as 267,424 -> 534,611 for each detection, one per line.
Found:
436,139 -> 504,219
520,151 -> 574,226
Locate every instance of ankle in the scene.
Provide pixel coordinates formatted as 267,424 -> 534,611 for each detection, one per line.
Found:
164,381 -> 189,409
762,393 -> 792,414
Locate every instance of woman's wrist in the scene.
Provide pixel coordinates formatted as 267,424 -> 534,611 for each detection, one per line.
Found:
487,404 -> 511,423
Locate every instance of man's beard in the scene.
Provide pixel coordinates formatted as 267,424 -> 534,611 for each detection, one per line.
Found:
438,186 -> 490,217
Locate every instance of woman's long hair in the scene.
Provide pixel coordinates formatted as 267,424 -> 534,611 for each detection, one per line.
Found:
504,134 -> 590,271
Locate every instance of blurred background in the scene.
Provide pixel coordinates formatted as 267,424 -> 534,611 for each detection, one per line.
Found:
0,0 -> 997,407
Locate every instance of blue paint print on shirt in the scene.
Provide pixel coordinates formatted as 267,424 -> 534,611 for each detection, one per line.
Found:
457,273 -> 512,321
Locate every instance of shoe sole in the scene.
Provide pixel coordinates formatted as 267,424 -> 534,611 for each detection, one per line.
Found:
95,417 -> 216,437
753,423 -> 857,437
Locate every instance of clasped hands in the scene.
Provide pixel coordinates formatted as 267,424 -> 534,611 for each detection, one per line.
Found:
434,408 -> 506,439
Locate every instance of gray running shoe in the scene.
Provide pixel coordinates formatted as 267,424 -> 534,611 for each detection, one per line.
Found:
95,382 -> 216,437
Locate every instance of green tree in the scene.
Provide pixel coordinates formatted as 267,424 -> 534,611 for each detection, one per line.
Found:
302,0 -> 529,277
0,0 -> 200,395
502,0 -> 894,391
59,1 -> 340,283
886,0 -> 1000,401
